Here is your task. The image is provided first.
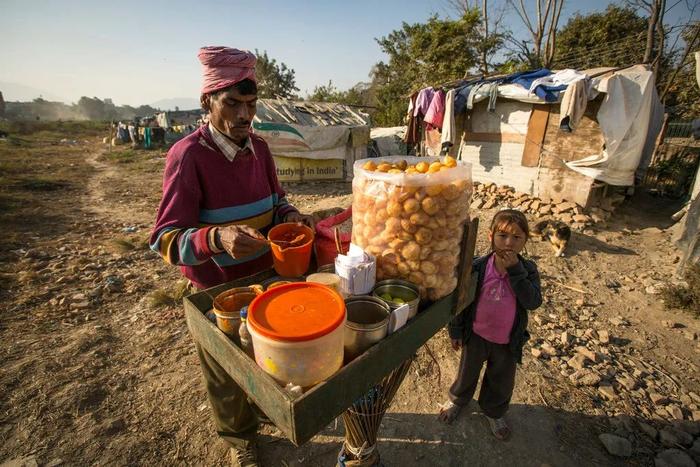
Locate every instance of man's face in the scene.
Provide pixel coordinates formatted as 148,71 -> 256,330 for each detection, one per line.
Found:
206,86 -> 257,145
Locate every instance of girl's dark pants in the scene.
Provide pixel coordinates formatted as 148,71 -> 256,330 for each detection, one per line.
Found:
449,333 -> 517,418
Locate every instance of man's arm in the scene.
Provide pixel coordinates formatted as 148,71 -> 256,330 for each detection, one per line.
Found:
149,149 -> 220,266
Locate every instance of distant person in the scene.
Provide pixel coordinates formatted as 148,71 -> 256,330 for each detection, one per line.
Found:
439,209 -> 542,441
150,46 -> 312,467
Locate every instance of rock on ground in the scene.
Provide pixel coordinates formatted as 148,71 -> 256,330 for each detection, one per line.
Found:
598,433 -> 632,457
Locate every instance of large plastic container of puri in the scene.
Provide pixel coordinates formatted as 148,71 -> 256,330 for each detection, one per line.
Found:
247,282 -> 346,388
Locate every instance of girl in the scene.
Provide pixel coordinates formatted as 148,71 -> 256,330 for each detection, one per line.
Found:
438,209 -> 542,440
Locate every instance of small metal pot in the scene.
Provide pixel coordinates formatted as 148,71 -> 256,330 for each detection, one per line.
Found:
372,279 -> 420,319
344,296 -> 390,361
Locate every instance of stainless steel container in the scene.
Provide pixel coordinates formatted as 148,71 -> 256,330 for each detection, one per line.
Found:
372,279 -> 421,319
344,296 -> 390,361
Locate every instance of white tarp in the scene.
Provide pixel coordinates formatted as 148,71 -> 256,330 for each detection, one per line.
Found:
370,126 -> 406,157
565,65 -> 662,185
252,122 -> 352,160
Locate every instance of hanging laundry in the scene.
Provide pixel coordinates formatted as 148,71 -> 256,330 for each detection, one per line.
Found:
404,91 -> 421,144
441,88 -> 457,148
414,87 -> 435,117
424,89 -> 446,130
509,69 -> 560,102
528,69 -> 587,98
559,78 -> 589,132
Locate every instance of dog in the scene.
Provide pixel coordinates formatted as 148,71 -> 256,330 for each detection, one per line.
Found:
531,220 -> 571,257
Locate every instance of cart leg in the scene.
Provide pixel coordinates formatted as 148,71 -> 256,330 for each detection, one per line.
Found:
338,358 -> 413,467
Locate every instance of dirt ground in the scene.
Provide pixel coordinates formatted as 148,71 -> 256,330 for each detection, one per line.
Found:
1,125 -> 699,467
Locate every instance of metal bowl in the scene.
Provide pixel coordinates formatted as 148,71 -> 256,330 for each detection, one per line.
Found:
344,296 -> 390,361
372,279 -> 420,319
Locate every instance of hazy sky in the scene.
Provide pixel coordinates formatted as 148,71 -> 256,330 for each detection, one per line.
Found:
1,0 -> 696,106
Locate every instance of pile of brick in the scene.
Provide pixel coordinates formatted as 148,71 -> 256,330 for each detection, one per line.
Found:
470,182 -> 623,230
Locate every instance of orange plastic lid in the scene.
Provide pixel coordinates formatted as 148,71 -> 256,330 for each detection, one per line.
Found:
248,282 -> 346,342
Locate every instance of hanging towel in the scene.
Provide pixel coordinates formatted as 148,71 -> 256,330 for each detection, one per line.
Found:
559,79 -> 589,132
441,88 -> 457,147
424,89 -> 446,130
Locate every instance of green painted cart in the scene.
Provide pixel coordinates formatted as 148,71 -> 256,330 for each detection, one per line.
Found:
183,218 -> 479,447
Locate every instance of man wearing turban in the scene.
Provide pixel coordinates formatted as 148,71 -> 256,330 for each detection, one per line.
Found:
150,46 -> 312,466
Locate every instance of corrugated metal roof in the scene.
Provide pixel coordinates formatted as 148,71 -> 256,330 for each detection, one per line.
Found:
254,99 -> 370,127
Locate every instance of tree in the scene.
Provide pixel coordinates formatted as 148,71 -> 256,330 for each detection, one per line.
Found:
76,96 -> 106,120
660,21 -> 700,118
555,5 -> 648,69
506,0 -> 564,68
254,50 -> 299,99
372,13 -> 483,125
446,1 -> 507,74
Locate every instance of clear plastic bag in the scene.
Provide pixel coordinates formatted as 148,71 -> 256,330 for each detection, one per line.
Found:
351,156 -> 472,300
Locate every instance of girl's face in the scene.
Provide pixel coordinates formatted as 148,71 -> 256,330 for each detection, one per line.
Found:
489,222 -> 527,254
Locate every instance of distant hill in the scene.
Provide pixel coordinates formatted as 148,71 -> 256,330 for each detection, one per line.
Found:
150,97 -> 200,111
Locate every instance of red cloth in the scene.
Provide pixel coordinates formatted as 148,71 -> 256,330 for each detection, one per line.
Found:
424,89 -> 446,130
198,46 -> 257,95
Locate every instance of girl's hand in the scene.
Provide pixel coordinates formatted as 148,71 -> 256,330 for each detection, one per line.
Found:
450,339 -> 462,351
496,249 -> 519,268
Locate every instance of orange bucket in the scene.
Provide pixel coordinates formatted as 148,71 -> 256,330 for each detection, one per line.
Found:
267,223 -> 315,277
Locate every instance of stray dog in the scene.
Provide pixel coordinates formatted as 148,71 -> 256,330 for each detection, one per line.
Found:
531,220 -> 571,257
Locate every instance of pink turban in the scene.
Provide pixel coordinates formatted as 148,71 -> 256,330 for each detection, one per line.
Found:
198,46 -> 257,95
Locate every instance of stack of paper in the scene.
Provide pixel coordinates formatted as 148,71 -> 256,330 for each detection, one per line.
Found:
334,243 -> 376,296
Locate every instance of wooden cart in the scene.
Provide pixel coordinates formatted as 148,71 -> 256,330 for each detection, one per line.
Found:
183,218 -> 479,446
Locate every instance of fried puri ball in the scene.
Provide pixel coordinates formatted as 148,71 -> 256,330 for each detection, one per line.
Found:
401,242 -> 421,261
421,196 -> 440,215
363,160 -> 377,171
415,227 -> 433,245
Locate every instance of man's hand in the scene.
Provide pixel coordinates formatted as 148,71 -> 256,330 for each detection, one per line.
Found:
284,211 -> 314,229
450,339 -> 462,351
495,249 -> 519,269
215,225 -> 268,259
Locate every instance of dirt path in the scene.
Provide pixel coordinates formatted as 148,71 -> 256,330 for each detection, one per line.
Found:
1,134 -> 699,467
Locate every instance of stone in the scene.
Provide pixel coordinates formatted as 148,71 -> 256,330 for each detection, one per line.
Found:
560,331 -> 574,346
598,433 -> 632,457
539,205 -> 553,215
558,214 -> 574,224
655,448 -> 695,467
471,198 -> 485,210
662,320 -> 682,329
540,343 -> 558,357
597,330 -> 610,344
689,392 -> 700,404
70,300 -> 90,310
692,410 -> 700,422
673,420 -> 700,437
567,354 -> 589,370
45,460 -> 64,467
667,405 -> 685,421
483,199 -> 498,209
71,292 -> 87,301
646,285 -> 662,295
638,421 -> 658,440
573,214 -> 590,223
576,346 -> 598,362
683,331 -> 698,341
599,384 -> 617,400
609,317 -> 626,326
617,375 -> 638,391
553,201 -> 577,214
531,348 -> 543,358
651,393 -> 670,405
575,298 -> 585,307
659,429 -> 682,447
569,369 -> 602,387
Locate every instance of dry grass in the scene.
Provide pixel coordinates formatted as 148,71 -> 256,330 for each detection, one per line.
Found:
147,280 -> 189,309
661,262 -> 700,317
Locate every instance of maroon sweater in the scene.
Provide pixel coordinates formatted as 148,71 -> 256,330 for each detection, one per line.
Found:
150,126 -> 298,289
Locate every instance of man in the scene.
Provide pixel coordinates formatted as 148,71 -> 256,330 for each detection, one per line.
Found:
150,46 -> 311,466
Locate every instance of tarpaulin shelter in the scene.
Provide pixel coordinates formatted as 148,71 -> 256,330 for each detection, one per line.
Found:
252,99 -> 370,181
420,65 -> 663,207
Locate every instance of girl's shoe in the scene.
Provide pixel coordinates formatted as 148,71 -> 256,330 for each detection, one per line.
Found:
438,400 -> 463,424
486,416 -> 511,441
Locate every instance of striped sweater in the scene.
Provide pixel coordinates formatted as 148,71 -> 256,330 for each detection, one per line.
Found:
150,125 -> 298,289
